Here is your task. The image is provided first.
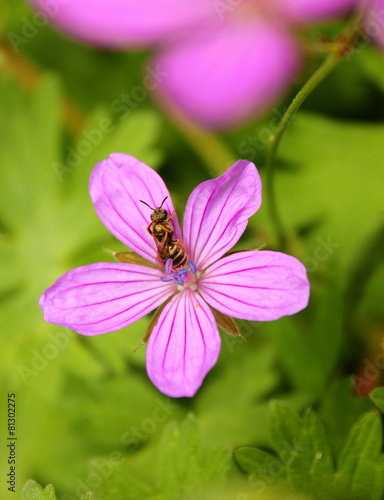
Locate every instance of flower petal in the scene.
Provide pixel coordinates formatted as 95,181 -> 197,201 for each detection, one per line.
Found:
28,0 -> 213,48
39,262 -> 176,335
277,0 -> 356,23
146,289 -> 221,398
183,160 -> 262,270
89,153 -> 182,265
198,251 -> 310,321
152,19 -> 300,129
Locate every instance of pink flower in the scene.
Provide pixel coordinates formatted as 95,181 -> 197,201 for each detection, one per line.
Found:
29,0 -> 355,129
40,154 -> 310,397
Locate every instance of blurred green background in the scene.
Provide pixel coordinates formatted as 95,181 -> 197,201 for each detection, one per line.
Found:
1,1 -> 384,499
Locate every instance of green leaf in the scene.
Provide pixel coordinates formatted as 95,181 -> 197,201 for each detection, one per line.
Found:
268,277 -> 343,398
156,415 -> 229,499
267,403 -> 335,498
370,387 -> 384,412
195,341 -> 280,448
155,422 -> 184,495
335,410 -> 384,500
21,480 -> 57,500
234,446 -> 285,476
257,112 -> 384,271
269,401 -> 301,462
0,76 -> 164,495
319,378 -> 374,459
236,401 -> 384,500
88,451 -> 154,500
92,415 -> 231,500
344,225 -> 384,335
285,409 -> 334,498
234,447 -> 288,495
356,46 -> 384,94
81,493 -> 95,500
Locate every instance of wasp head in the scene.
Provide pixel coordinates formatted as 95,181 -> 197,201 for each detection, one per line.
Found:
150,207 -> 167,221
140,196 -> 169,221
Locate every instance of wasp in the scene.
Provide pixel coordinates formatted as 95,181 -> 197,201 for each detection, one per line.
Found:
140,197 -> 188,269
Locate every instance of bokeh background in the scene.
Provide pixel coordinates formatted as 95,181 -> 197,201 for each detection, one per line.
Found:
1,1 -> 384,499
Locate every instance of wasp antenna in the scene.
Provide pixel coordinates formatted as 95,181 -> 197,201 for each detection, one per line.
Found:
160,196 -> 168,208
139,200 -> 155,210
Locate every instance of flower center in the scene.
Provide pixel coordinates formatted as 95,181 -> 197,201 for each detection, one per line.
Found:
160,259 -> 198,288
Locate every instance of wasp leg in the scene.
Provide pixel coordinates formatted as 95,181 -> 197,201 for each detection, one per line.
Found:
157,224 -> 173,239
166,210 -> 175,223
146,221 -> 155,235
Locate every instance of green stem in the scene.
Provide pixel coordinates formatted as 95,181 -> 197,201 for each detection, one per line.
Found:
176,121 -> 236,176
163,93 -> 235,175
265,53 -> 340,249
265,9 -> 365,250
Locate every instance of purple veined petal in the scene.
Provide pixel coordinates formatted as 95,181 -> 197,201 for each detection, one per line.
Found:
183,160 -> 262,270
364,0 -> 384,49
152,19 -> 300,129
89,153 -> 182,265
28,0 -> 214,48
198,250 -> 310,321
39,262 -> 176,335
146,289 -> 221,398
276,0 -> 357,23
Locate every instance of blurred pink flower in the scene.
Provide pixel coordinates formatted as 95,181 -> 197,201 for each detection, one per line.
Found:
40,154 -> 310,397
29,0 -> 355,129
363,0 -> 384,48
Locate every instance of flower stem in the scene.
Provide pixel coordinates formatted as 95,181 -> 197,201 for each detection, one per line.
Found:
157,89 -> 235,175
265,54 -> 339,249
174,116 -> 236,176
265,14 -> 365,250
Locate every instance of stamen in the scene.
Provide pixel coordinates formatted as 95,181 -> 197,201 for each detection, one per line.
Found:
160,276 -> 174,282
174,275 -> 184,286
161,260 -> 196,286
165,258 -> 173,275
174,269 -> 189,286
188,261 -> 197,274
